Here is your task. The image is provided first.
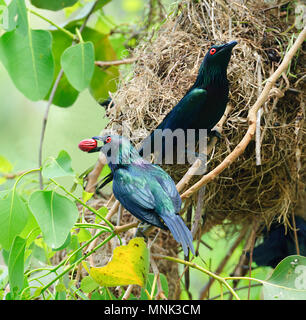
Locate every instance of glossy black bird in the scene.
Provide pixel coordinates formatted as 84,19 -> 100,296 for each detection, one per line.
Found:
139,40 -> 237,159
87,134 -> 195,256
250,216 -> 306,268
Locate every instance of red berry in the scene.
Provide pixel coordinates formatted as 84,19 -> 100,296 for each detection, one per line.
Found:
78,139 -> 97,152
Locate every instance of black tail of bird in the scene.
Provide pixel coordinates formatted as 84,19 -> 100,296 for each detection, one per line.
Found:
161,214 -> 195,256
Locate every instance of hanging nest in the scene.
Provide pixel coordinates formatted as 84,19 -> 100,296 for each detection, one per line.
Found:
101,0 -> 305,234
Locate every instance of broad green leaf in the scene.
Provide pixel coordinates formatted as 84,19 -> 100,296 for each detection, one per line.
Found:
81,28 -> 119,102
0,155 -> 13,185
90,287 -> 117,300
8,236 -> 26,294
0,29 -> 54,101
52,232 -> 71,251
42,150 -> 74,179
18,207 -> 40,247
0,190 -> 29,250
77,228 -> 91,243
28,190 -> 79,249
30,0 -> 78,11
45,29 -> 79,107
82,191 -> 93,203
61,41 -> 95,92
46,26 -> 118,107
80,276 -> 99,293
262,255 -> 306,300
90,237 -> 149,287
2,0 -> 28,34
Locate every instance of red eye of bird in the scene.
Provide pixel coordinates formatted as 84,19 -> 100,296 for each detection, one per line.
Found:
210,48 -> 216,55
105,136 -> 112,143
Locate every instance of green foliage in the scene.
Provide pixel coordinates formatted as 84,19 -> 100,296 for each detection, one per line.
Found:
0,189 -> 29,250
8,236 -> 26,296
30,0 -> 79,11
0,155 -> 13,185
0,0 -> 54,101
28,190 -> 79,249
61,41 -> 95,92
262,255 -> 306,300
42,150 -> 74,179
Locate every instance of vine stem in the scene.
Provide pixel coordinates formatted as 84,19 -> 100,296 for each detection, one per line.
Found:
38,69 -> 64,189
27,9 -> 76,40
49,178 -> 114,230
153,254 -> 240,300
40,233 -> 116,294
37,0 -> 100,190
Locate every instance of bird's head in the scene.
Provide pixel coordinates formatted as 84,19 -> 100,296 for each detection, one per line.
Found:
197,40 -> 237,84
87,135 -> 142,169
203,40 -> 237,68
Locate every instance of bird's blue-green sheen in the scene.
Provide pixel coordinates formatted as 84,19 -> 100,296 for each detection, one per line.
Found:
96,135 -> 194,256
139,40 -> 238,157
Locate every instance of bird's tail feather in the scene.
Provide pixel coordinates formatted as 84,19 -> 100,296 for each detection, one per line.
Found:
161,214 -> 195,256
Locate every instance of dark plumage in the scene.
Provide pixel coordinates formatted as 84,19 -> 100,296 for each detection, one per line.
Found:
251,216 -> 306,268
139,40 -> 237,158
90,135 -> 195,256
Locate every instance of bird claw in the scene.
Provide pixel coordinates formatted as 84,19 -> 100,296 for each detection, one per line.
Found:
135,223 -> 154,239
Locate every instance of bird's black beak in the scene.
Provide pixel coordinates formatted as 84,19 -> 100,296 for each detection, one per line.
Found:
220,40 -> 238,52
87,136 -> 103,153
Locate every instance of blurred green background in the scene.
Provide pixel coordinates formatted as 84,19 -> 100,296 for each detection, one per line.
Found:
0,0 -> 164,174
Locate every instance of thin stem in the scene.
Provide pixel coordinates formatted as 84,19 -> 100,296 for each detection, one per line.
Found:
37,0 -> 100,190
38,69 -> 64,189
75,28 -> 83,43
41,233 -> 116,293
28,9 -> 76,40
153,254 -> 240,300
50,178 -> 114,230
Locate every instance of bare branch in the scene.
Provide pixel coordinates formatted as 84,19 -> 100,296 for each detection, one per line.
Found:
95,57 -> 138,68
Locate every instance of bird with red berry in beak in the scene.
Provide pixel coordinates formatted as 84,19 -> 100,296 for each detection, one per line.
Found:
79,134 -> 195,257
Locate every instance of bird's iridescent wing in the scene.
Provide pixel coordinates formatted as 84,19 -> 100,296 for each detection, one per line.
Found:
112,167 -> 167,229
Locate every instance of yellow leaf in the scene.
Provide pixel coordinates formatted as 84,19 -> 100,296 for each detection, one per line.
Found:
90,237 -> 149,287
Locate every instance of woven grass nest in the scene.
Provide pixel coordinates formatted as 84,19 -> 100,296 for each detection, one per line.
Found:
99,0 -> 305,234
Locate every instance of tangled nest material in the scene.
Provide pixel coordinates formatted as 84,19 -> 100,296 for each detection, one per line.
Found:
101,0 -> 305,234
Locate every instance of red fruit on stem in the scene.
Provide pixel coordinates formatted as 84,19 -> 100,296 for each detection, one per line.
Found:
78,138 -> 97,152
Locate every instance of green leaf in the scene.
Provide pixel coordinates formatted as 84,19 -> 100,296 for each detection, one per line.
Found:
262,255 -> 306,300
81,28 -> 119,102
80,276 -> 99,293
28,190 -> 79,249
52,232 -> 71,251
0,28 -> 54,101
0,155 -> 13,185
30,0 -> 78,11
2,0 -> 28,34
0,190 -> 29,250
90,287 -> 117,300
77,228 -> 91,243
46,26 -> 118,107
61,41 -> 95,92
45,29 -> 79,107
8,236 -> 26,294
90,237 -> 150,287
42,150 -> 74,179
